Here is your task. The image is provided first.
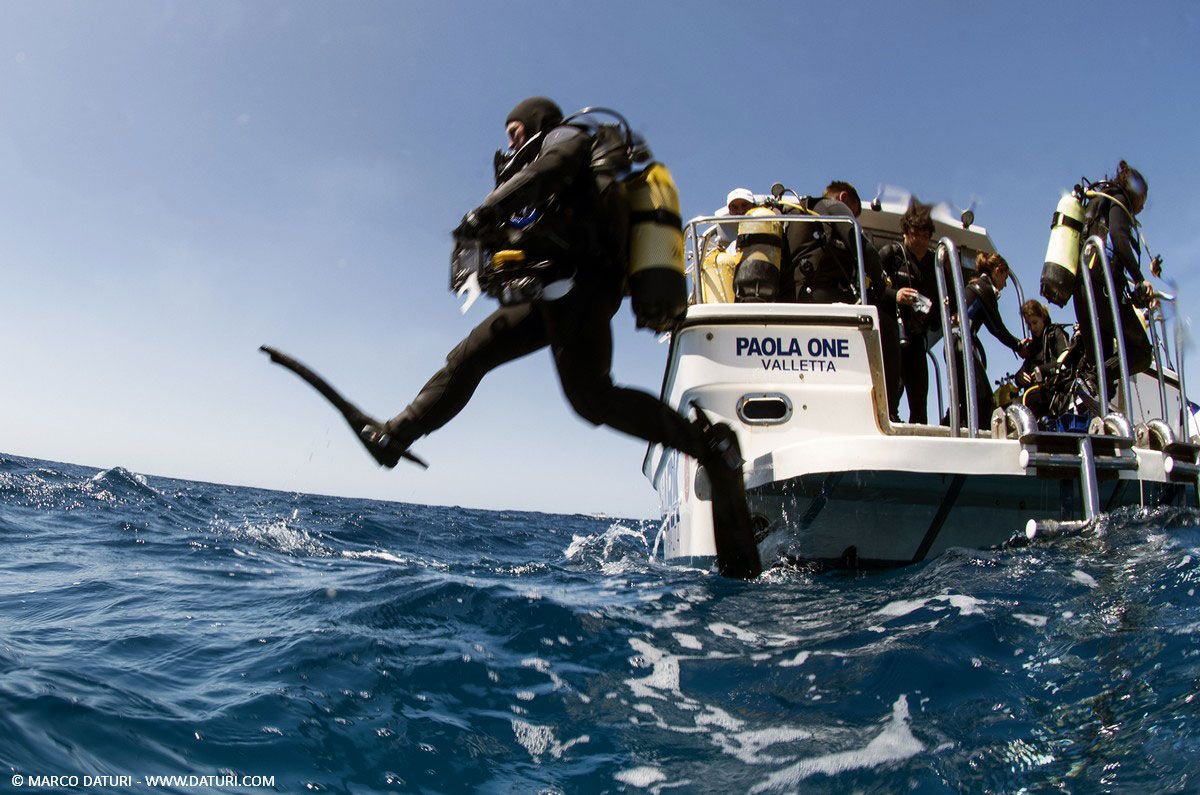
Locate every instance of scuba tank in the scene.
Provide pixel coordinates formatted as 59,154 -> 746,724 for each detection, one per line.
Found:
564,107 -> 687,332
1040,188 -> 1086,307
699,245 -> 737,303
732,206 -> 783,302
625,162 -> 687,331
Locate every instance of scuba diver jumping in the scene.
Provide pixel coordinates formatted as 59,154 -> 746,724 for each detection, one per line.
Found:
262,97 -> 763,579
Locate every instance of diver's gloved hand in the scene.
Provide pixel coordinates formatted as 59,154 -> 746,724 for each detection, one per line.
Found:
453,206 -> 496,241
1133,280 -> 1154,307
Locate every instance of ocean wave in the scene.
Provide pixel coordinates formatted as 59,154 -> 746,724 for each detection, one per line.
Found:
3,453 -> 1200,790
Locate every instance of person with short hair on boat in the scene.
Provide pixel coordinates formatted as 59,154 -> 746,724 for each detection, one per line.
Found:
880,199 -> 939,424
949,252 -> 1023,429
698,188 -> 757,303
784,181 -> 902,419
1015,299 -> 1070,418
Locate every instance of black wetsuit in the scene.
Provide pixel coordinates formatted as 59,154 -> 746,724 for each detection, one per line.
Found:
786,198 -> 901,419
1072,186 -> 1153,380
383,113 -> 706,461
880,242 -> 941,424
1017,323 -> 1070,417
952,273 -> 1022,429
1018,324 -> 1070,383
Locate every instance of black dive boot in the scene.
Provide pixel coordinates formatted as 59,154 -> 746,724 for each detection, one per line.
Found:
359,416 -> 425,470
691,403 -> 763,580
260,346 -> 427,469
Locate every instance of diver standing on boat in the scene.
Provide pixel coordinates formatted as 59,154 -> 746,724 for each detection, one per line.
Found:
1072,161 -> 1155,381
1044,161 -> 1155,388
262,96 -> 762,579
786,181 -> 901,418
880,200 -> 939,424
953,252 -> 1023,430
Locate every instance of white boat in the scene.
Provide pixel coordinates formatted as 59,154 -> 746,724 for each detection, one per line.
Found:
645,193 -> 1200,568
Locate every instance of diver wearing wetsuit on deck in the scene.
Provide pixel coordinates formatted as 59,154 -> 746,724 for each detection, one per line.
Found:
1071,160 -> 1154,384
879,199 -> 939,424
1015,299 -> 1070,418
786,182 -> 901,419
951,252 -> 1023,430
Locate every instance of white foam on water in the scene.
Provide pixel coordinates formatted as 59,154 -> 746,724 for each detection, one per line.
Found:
750,695 -> 925,792
521,656 -> 567,692
875,594 -> 985,619
708,623 -> 803,647
1013,613 -> 1048,628
708,622 -> 760,642
614,766 -> 667,788
944,595 -> 985,616
695,705 -> 743,732
340,549 -> 412,565
673,632 -> 703,650
874,598 -> 929,618
1071,569 -> 1098,588
713,726 -> 812,765
564,522 -> 646,561
779,651 -> 811,668
626,638 -> 683,701
510,719 -> 589,762
226,519 -> 330,557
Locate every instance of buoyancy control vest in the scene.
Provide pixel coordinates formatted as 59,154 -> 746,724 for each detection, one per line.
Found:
778,196 -> 859,301
564,107 -> 687,332
451,108 -> 686,329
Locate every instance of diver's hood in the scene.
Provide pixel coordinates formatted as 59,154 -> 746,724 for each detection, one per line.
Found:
506,96 -> 563,138
1120,169 -> 1148,214
493,97 -> 564,186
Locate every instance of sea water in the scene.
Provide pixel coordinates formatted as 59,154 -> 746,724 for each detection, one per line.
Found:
2,453 -> 1200,792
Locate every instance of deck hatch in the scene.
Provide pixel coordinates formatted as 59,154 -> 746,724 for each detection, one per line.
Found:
737,393 -> 793,425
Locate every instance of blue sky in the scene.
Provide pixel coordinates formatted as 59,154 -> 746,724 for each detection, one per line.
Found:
1,2 -> 1197,516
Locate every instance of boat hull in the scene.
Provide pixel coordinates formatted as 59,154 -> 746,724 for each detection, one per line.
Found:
744,469 -> 1196,567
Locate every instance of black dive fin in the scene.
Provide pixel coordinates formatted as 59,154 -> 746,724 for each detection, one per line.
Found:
691,402 -> 763,580
259,345 -> 427,469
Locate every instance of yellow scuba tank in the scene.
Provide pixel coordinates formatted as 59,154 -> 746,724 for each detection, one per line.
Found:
1040,191 -> 1086,307
626,162 -> 687,332
733,206 -> 783,302
699,246 -> 737,303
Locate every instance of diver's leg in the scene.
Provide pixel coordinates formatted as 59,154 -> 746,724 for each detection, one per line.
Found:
544,283 -> 760,578
974,360 -> 994,430
878,308 -> 902,422
1117,299 -> 1153,376
542,287 -> 705,457
902,341 -> 929,424
376,303 -> 549,454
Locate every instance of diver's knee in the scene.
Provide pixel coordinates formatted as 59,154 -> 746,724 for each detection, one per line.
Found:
563,382 -> 613,426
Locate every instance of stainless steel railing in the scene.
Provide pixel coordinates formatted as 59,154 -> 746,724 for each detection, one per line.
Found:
1176,308 -> 1192,440
1073,239 -> 1113,416
1082,236 -> 1133,418
1008,269 -> 1031,337
1146,306 -> 1171,423
934,238 -> 978,437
